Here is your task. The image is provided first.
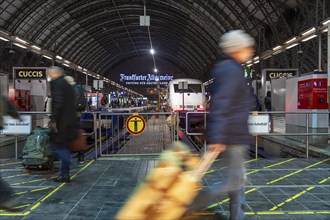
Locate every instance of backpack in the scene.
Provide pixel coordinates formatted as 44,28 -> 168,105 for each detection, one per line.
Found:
73,84 -> 87,111
22,127 -> 53,169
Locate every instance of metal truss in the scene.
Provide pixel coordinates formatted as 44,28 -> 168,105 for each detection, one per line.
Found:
0,0 -> 328,85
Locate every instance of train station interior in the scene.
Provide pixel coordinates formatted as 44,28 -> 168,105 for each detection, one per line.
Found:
0,0 -> 329,220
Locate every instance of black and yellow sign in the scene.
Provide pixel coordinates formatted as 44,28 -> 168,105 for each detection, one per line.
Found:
14,67 -> 47,80
126,114 -> 146,135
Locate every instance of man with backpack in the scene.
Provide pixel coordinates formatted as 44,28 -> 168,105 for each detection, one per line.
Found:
64,75 -> 87,164
47,67 -> 77,182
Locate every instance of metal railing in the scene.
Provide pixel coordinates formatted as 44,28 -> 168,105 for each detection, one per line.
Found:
96,112 -> 179,157
0,111 -> 99,159
185,111 -> 330,158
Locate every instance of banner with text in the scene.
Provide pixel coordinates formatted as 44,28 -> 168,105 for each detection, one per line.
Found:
120,74 -> 174,86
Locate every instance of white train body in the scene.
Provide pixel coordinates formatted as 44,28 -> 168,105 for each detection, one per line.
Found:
167,78 -> 206,112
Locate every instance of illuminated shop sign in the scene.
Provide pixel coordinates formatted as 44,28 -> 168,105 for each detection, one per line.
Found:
265,69 -> 298,80
14,67 -> 47,80
119,73 -> 174,85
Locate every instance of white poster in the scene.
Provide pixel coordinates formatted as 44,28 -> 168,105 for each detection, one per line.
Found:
248,115 -> 270,135
1,115 -> 32,135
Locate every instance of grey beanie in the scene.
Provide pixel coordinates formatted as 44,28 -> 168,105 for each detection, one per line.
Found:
219,30 -> 255,54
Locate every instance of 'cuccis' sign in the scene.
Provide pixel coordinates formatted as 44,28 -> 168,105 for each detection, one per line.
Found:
13,67 -> 47,80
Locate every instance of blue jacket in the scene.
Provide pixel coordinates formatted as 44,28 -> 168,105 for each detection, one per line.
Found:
207,55 -> 252,145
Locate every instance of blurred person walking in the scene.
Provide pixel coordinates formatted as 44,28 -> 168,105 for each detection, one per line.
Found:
64,75 -> 87,164
47,67 -> 77,182
0,84 -> 21,211
187,30 -> 255,220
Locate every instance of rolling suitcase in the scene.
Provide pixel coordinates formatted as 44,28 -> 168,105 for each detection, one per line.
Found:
115,141 -> 219,220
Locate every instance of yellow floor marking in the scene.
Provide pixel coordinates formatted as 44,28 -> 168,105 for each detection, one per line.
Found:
31,188 -> 49,193
245,211 -> 330,215
0,160 -> 95,217
0,162 -> 20,166
269,175 -> 330,211
10,178 -> 48,186
3,173 -> 29,179
266,158 -> 330,185
15,191 -> 28,195
264,158 -> 296,168
0,204 -> 31,213
207,158 -> 329,209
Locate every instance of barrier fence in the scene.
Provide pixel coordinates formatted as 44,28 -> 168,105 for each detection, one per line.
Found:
185,111 -> 330,158
96,112 -> 179,157
1,110 -> 328,159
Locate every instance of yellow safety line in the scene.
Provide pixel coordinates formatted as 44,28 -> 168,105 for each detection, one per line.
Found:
30,188 -> 49,193
246,211 -> 330,215
3,173 -> 29,179
0,160 -> 95,217
15,191 -> 28,195
0,204 -> 31,213
10,178 -> 49,186
206,158 -> 327,210
0,162 -> 20,166
15,187 -> 49,196
264,158 -> 296,168
204,158 -> 258,175
266,158 -> 330,185
269,175 -> 330,211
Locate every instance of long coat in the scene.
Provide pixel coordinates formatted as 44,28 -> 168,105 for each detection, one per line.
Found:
207,55 -> 252,145
50,76 -> 77,145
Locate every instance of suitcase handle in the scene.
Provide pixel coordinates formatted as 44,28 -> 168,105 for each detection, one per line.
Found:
192,150 -> 220,180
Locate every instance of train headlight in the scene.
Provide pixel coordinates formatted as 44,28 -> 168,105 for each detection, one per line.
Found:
197,104 -> 204,109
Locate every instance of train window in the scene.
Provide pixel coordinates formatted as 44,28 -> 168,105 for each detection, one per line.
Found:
174,84 -> 202,93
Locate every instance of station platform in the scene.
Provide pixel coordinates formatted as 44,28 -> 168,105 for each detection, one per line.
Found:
0,157 -> 329,220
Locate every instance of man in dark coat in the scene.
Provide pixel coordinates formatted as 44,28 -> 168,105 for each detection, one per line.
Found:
188,30 -> 255,220
47,66 -> 77,182
0,84 -> 21,211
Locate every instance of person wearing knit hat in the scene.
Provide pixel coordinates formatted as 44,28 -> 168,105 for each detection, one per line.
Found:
186,30 -> 255,220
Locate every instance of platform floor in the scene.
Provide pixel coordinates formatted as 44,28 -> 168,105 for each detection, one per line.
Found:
116,114 -> 172,155
0,157 -> 329,220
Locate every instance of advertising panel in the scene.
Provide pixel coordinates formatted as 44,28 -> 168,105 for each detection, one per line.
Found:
119,73 -> 174,86
298,78 -> 328,109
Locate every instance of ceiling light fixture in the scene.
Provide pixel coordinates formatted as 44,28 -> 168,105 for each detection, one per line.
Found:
56,55 -> 63,60
42,54 -> 52,60
272,45 -> 282,51
15,37 -> 27,44
150,48 -> 155,54
0,36 -> 9,42
285,43 -> 298,49
302,34 -> 317,42
285,37 -> 297,44
321,18 -> 330,25
31,45 -> 41,50
301,27 -> 316,36
13,43 -> 27,49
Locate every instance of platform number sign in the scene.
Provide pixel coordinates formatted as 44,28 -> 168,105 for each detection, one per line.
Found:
126,114 -> 146,135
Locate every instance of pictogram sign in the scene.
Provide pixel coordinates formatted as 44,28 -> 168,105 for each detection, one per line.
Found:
126,114 -> 146,135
